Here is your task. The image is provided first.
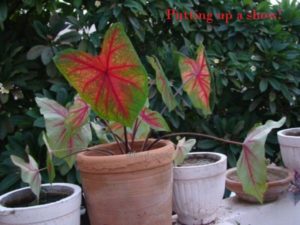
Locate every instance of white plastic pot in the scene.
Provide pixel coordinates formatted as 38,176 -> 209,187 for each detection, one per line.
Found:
173,152 -> 227,225
278,128 -> 300,173
0,183 -> 81,225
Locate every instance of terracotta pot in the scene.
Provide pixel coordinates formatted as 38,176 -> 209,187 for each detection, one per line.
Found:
226,166 -> 293,203
76,139 -> 174,225
277,128 -> 300,173
0,183 -> 81,225
173,152 -> 227,225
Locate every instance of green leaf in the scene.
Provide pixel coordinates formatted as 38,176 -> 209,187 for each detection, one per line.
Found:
259,79 -> 268,92
0,174 -> 19,193
11,154 -> 41,200
197,139 -> 219,149
0,1 -> 7,23
173,138 -> 196,166
147,56 -> 177,112
237,117 -> 286,203
27,45 -> 47,60
73,0 -> 82,8
41,47 -> 54,65
58,31 -> 81,43
33,20 -> 47,39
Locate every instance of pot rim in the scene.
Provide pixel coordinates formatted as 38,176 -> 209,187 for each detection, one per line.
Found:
277,128 -> 300,139
173,152 -> 227,169
76,139 -> 175,173
226,166 -> 294,186
79,139 -> 173,158
0,183 -> 81,211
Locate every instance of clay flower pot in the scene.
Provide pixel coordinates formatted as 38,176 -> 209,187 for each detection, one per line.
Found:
278,128 -> 300,173
76,139 -> 174,225
226,166 -> 293,203
173,152 -> 227,225
0,183 -> 82,225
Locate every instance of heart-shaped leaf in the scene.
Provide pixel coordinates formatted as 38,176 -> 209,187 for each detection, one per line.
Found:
173,138 -> 196,166
139,107 -> 170,131
11,154 -> 41,199
147,56 -> 177,112
237,117 -> 286,203
179,44 -> 211,115
54,23 -> 148,127
36,96 -> 92,167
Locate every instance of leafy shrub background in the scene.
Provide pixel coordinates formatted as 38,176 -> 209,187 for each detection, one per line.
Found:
0,0 -> 300,194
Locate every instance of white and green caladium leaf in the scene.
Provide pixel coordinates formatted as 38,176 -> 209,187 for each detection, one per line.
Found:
42,132 -> 56,183
36,95 -> 92,168
11,154 -> 41,200
173,138 -> 196,167
237,117 -> 286,203
91,121 -> 110,143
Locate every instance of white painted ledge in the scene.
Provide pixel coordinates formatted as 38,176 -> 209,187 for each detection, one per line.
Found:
173,192 -> 300,225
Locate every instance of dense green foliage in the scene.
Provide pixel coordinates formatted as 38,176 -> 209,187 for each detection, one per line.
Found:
1,0 -> 300,194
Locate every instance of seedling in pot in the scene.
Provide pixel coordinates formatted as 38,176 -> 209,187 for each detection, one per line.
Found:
11,22 -> 286,204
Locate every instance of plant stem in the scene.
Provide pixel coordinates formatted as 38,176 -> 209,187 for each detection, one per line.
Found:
124,126 -> 129,153
101,119 -> 126,154
131,119 -> 141,150
146,132 -> 243,150
141,130 -> 152,151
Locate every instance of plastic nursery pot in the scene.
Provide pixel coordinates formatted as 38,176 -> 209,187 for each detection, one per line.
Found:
226,166 -> 293,203
0,183 -> 82,225
278,128 -> 300,173
76,139 -> 175,225
173,152 -> 227,225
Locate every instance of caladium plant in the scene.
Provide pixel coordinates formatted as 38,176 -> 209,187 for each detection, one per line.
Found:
11,22 -> 287,204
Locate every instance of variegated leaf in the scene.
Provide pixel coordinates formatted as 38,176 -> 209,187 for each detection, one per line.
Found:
147,56 -> 177,111
139,108 -> 170,131
36,96 -> 92,167
173,138 -> 196,166
11,154 -> 41,199
179,45 -> 211,115
54,23 -> 148,127
237,117 -> 286,203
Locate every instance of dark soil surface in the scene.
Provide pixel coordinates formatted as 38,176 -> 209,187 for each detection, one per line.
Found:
285,131 -> 300,137
180,155 -> 218,167
2,186 -> 72,208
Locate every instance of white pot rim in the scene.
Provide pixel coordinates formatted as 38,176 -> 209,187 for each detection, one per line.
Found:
174,152 -> 227,169
0,183 -> 81,212
277,128 -> 300,138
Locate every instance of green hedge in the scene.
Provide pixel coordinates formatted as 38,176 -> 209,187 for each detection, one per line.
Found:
1,0 -> 300,194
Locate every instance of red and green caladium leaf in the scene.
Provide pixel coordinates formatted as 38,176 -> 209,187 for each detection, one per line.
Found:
11,154 -> 41,199
147,56 -> 177,112
36,96 -> 91,167
179,44 -> 211,115
139,107 -> 170,131
237,117 -> 286,203
53,23 -> 148,127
